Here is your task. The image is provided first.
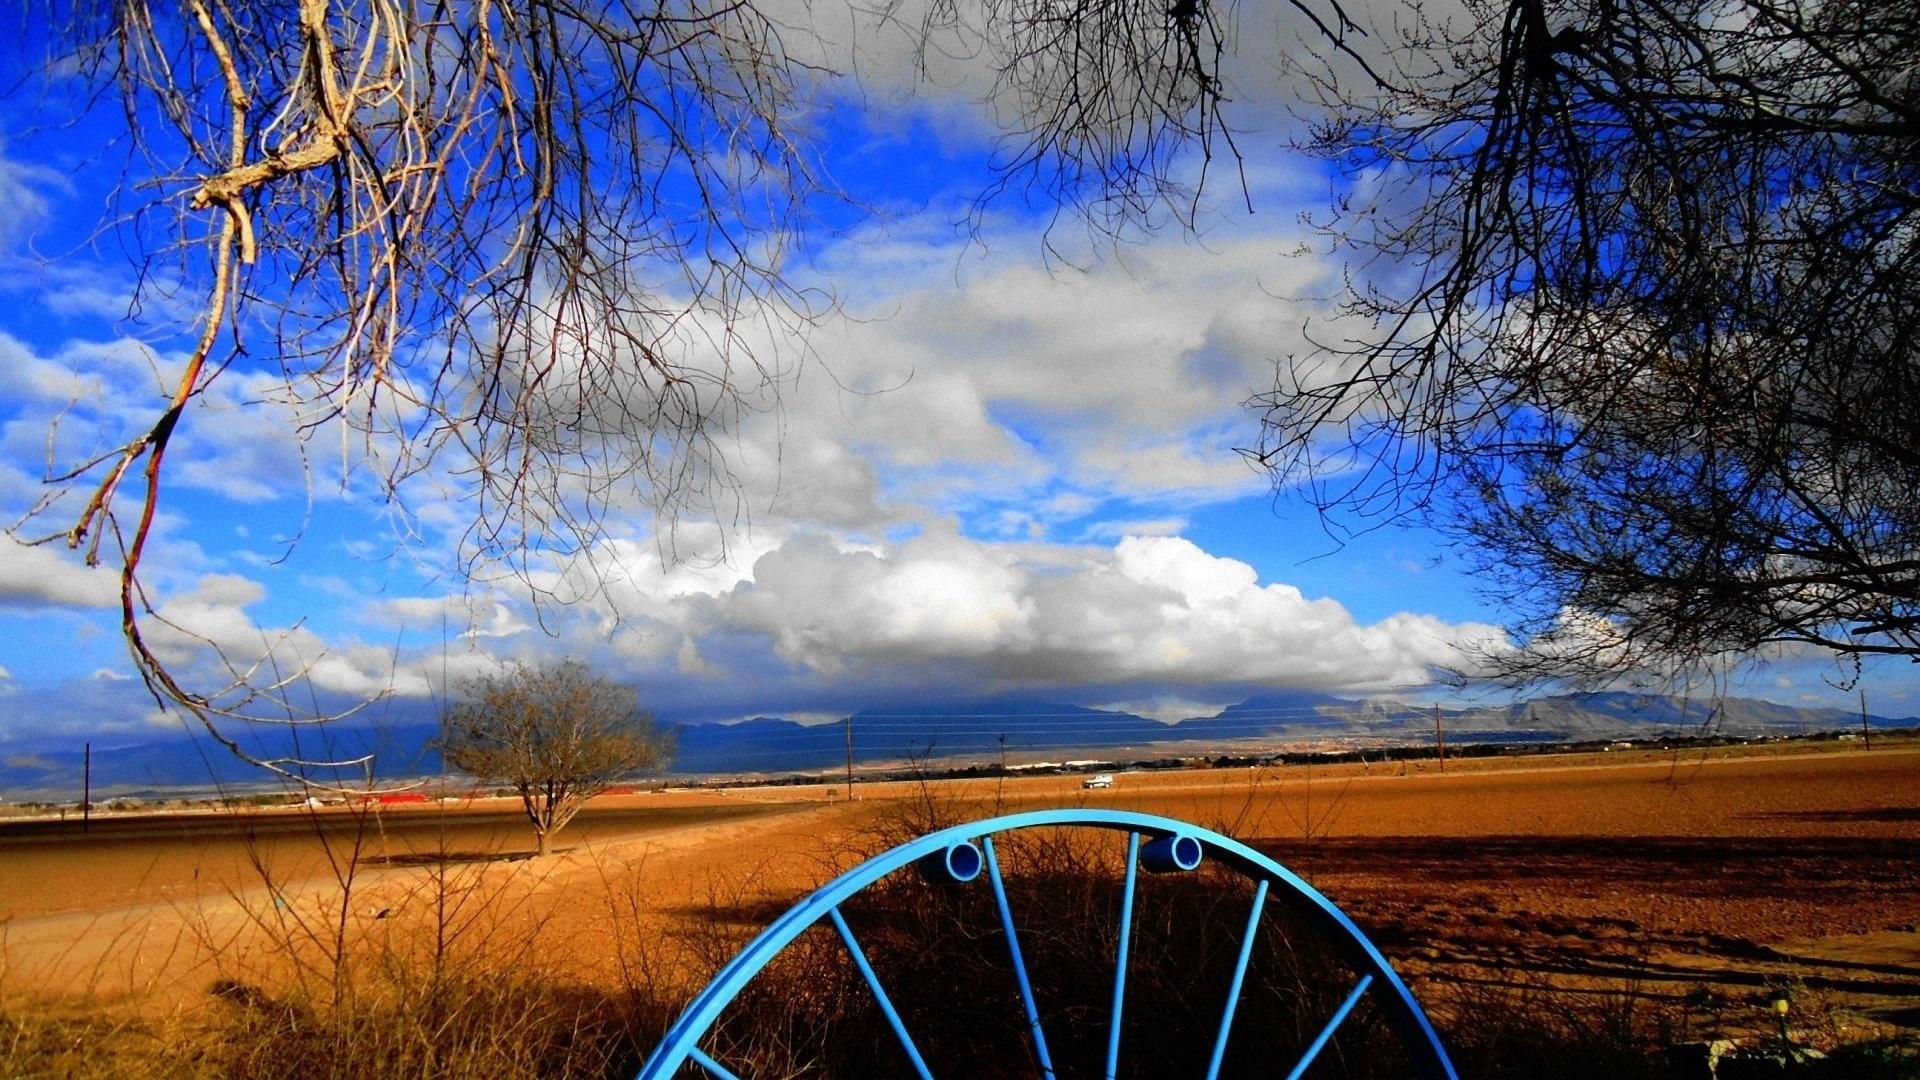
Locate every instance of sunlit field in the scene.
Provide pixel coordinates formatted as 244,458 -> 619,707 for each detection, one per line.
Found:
3,740 -> 1917,1077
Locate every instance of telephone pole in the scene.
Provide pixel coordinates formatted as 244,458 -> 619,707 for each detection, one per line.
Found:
1861,689 -> 1872,751
1433,705 -> 1447,772
844,715 -> 856,798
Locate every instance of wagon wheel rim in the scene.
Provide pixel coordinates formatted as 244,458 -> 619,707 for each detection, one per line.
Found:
635,808 -> 1458,1080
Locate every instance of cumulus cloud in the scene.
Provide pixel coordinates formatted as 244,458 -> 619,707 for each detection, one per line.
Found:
711,531 -> 1503,694
0,540 -> 118,609
133,572 -> 434,706
0,330 -> 329,517
1083,517 -> 1187,541
366,594 -> 533,640
725,527 -> 1038,668
308,525 -> 1503,731
692,217 -> 1338,550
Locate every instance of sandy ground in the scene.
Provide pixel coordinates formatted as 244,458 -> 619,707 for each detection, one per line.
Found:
3,741 -> 1917,1040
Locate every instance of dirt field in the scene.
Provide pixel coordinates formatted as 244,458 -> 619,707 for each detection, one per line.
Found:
3,740 -> 1917,1051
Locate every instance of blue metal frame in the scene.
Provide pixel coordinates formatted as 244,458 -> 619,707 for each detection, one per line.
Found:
635,808 -> 1457,1080
984,834 -> 1057,1077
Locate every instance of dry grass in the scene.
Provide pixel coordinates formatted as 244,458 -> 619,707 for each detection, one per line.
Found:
0,806 -> 672,1080
5,751 -> 1918,1077
7,793 -> 1441,1078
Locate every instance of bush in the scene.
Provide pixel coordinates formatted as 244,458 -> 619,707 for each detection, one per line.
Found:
697,824 -> 1422,1079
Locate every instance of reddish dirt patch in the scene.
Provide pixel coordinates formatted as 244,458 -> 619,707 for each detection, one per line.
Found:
1216,749 -> 1920,1035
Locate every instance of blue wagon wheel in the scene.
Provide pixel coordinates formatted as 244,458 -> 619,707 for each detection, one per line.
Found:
637,808 -> 1457,1080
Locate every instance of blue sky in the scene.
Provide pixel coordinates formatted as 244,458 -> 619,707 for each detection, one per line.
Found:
1,4 -> 1914,756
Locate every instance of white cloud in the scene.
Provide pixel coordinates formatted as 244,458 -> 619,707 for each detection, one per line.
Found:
0,539 -> 118,609
691,214 -> 1338,547
723,526 -> 1036,669
1115,534 -> 1258,604
333,522 -> 1502,724
0,330 -> 329,521
0,147 -> 66,250
0,109 -> 1345,655
1083,517 -> 1187,541
121,571 -> 434,710
1090,695 -> 1225,724
366,594 -> 533,641
712,531 -> 1502,693
34,265 -> 143,322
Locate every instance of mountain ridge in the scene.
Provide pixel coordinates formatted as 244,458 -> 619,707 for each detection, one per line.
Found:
2,690 -> 1909,798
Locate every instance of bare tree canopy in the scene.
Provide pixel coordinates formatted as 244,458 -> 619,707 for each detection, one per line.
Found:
7,0 -> 1232,775
1256,0 -> 1920,683
896,0 -> 1241,239
13,0 -> 834,772
440,657 -> 670,855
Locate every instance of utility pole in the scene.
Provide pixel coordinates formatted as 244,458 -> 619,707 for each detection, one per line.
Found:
82,741 -> 92,833
1433,705 -> 1447,772
1861,689 -> 1872,751
844,715 -> 855,798
997,732 -> 1008,773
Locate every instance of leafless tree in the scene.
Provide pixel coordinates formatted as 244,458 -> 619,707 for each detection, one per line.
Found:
894,0 -> 1243,244
1252,0 -> 1920,684
440,657 -> 670,855
13,0 -> 836,776
8,0 -> 1252,779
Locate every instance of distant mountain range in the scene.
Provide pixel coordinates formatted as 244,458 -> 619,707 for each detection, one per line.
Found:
2,690 -> 1910,799
669,690 -> 1911,775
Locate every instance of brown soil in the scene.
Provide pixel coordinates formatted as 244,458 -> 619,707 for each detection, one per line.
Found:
3,741 -> 1917,1044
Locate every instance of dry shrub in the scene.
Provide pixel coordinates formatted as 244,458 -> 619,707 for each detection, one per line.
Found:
204,971 -> 646,1080
0,1005 -> 213,1080
694,818 -> 1422,1079
1425,976 -> 1674,1080
183,816 -> 680,1080
1816,1035 -> 1920,1079
2,799 -> 695,1080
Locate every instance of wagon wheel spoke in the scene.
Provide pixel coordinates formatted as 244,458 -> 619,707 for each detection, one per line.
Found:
687,1046 -> 746,1079
1104,831 -> 1142,1080
984,834 -> 1058,1079
829,906 -> 937,1080
1204,878 -> 1270,1080
1282,973 -> 1375,1080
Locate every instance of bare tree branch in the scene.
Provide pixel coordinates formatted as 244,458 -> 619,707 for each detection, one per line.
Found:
15,0 -> 850,775
1254,0 -> 1920,684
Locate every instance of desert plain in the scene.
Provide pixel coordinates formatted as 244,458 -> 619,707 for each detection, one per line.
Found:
3,738 -> 1917,1065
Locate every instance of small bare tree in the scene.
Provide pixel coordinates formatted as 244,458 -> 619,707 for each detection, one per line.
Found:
440,658 -> 672,856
